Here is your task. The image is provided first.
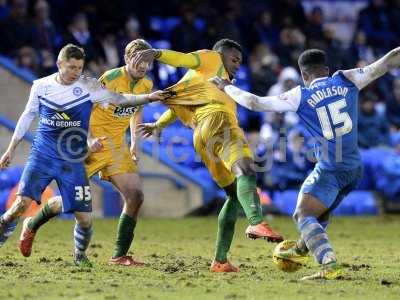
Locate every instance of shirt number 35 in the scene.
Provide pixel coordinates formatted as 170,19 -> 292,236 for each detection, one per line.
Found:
74,186 -> 92,201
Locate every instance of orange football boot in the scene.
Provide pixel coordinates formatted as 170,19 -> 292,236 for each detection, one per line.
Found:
210,260 -> 240,273
245,221 -> 283,242
19,217 -> 36,257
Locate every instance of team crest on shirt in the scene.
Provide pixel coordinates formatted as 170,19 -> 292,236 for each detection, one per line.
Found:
73,87 -> 83,96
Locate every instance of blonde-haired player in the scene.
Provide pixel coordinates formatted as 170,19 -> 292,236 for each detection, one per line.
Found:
19,39 -> 155,266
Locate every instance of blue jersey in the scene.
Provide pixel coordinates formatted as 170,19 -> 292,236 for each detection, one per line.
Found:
23,74 -> 121,161
296,72 -> 361,170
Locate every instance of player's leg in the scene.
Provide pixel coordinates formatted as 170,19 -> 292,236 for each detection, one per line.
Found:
74,211 -> 93,267
211,182 -> 240,272
201,113 -> 283,242
20,196 -> 62,257
56,162 -> 93,267
1,160 -> 51,246
295,210 -> 330,256
0,196 -> 32,246
293,192 -> 343,280
194,122 -> 240,272
230,154 -> 283,242
108,172 -> 145,266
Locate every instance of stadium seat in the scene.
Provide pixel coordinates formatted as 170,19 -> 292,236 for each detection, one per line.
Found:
0,167 -> 24,189
161,126 -> 193,146
142,102 -> 168,123
333,191 -> 377,216
0,189 -> 10,214
272,190 -> 298,215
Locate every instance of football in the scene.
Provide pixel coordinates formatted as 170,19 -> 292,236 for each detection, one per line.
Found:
272,240 -> 303,273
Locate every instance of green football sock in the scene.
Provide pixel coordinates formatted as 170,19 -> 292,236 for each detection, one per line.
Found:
112,213 -> 136,258
27,203 -> 58,232
236,175 -> 263,225
215,196 -> 240,262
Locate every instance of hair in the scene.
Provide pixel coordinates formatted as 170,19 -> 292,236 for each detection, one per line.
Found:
125,39 -> 152,59
57,44 -> 85,62
298,49 -> 327,73
212,38 -> 242,54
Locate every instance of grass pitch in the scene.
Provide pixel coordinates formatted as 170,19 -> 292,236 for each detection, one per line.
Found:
1,216 -> 400,300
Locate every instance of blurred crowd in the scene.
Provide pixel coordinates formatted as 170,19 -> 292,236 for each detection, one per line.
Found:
1,0 -> 400,199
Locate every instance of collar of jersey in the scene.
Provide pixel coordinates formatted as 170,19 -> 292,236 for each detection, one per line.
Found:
310,76 -> 328,87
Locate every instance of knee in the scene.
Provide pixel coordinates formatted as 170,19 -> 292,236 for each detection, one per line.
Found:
124,188 -> 144,207
47,196 -> 62,213
233,159 -> 256,177
15,196 -> 31,212
75,214 -> 92,228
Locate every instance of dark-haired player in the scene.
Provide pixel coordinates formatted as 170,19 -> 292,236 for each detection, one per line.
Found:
211,47 -> 400,279
134,39 -> 284,272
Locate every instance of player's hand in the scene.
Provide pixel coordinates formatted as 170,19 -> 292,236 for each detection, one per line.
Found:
0,150 -> 12,169
87,136 -> 107,153
137,123 -> 161,142
148,90 -> 171,102
132,49 -> 157,69
208,76 -> 233,91
130,145 -> 139,162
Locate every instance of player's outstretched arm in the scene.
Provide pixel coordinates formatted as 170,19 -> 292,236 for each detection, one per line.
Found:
133,49 -> 199,69
342,47 -> 400,90
117,90 -> 170,107
209,77 -> 300,112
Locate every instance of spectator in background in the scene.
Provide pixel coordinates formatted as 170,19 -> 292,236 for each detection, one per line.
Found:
118,15 -> 142,58
249,44 -> 279,96
268,66 -> 300,96
306,6 -> 324,46
357,0 -> 396,52
15,46 -> 39,75
96,28 -> 121,70
386,78 -> 400,130
33,0 -> 57,52
63,13 -> 95,61
0,0 -> 39,56
358,91 -> 390,149
249,9 -> 279,50
322,27 -> 345,70
276,26 -> 305,67
38,49 -> 56,76
347,31 -> 375,67
171,6 -> 204,52
274,0 -> 307,28
267,66 -> 300,129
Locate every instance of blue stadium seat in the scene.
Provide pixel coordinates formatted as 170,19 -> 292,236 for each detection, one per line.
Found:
193,167 -> 213,182
161,126 -> 193,146
272,190 -> 298,215
0,189 -> 10,214
142,102 -> 168,123
333,191 -> 377,216
0,167 -> 23,189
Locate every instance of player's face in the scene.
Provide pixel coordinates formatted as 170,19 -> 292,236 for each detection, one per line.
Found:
57,58 -> 84,85
126,55 -> 150,79
222,48 -> 242,79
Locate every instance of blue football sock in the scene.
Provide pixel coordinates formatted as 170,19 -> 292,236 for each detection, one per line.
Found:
298,216 -> 336,265
74,224 -> 92,255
